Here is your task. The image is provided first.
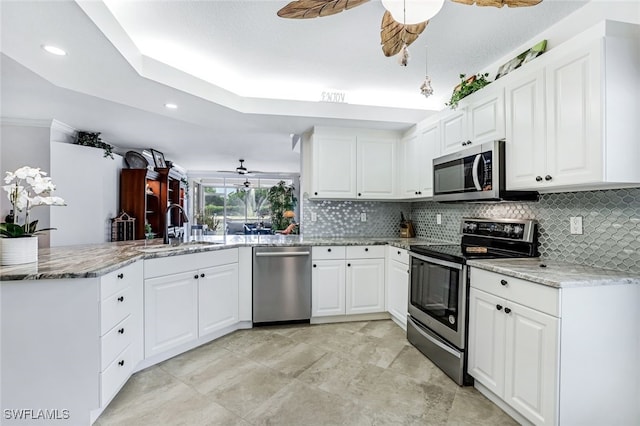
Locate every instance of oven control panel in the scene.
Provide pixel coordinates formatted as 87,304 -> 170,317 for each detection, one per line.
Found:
461,218 -> 536,242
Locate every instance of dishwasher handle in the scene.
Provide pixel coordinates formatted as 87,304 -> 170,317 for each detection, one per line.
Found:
254,251 -> 311,257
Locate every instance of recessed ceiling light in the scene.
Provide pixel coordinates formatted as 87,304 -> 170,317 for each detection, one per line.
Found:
164,103 -> 178,109
42,45 -> 67,56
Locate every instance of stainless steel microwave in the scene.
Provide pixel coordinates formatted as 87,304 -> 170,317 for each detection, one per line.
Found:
432,140 -> 539,203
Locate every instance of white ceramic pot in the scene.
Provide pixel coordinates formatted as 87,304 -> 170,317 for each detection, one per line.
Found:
0,236 -> 38,266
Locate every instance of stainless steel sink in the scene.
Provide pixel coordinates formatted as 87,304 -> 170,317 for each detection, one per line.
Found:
137,241 -> 223,253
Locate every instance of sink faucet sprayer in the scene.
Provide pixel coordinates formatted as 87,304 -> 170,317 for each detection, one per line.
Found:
164,203 -> 189,244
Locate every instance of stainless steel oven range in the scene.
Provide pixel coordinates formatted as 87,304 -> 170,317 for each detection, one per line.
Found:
408,218 -> 538,385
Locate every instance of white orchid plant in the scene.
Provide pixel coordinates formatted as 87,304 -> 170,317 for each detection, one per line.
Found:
1,166 -> 65,238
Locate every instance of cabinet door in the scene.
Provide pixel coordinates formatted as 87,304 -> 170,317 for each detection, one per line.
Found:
198,263 -> 239,337
357,137 -> 397,199
311,134 -> 357,198
346,258 -> 385,315
504,301 -> 559,426
144,272 -> 198,358
312,259 -> 346,317
440,109 -> 468,155
419,122 -> 440,197
467,86 -> 505,143
468,288 -> 506,398
505,67 -> 547,190
386,258 -> 409,326
545,42 -> 602,188
400,133 -> 420,198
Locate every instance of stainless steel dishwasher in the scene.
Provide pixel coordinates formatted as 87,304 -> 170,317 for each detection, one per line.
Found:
252,246 -> 311,325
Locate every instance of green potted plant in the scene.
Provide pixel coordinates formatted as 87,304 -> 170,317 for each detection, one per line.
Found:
75,131 -> 115,159
267,181 -> 297,232
446,73 -> 491,109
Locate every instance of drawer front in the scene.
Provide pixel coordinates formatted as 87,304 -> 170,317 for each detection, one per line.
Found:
144,253 -> 201,279
470,268 -> 560,317
101,286 -> 132,335
312,246 -> 346,260
101,315 -> 133,371
346,245 -> 385,259
101,345 -> 133,407
196,248 -> 239,269
388,247 -> 409,265
100,262 -> 141,300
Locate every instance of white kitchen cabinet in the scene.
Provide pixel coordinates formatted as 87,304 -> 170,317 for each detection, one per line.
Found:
144,271 -> 199,358
468,265 -> 639,426
307,127 -> 398,200
506,22 -> 640,191
311,245 -> 385,318
466,84 -> 505,144
198,263 -> 239,337
400,121 -> 439,199
469,287 -> 558,426
312,259 -> 346,317
385,247 -> 409,328
357,136 -> 396,199
440,109 -> 468,155
311,132 -> 357,198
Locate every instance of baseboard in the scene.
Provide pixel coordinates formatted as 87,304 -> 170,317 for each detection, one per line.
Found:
310,312 -> 390,324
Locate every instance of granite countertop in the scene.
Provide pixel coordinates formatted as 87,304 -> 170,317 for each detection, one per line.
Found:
0,235 -> 451,281
467,257 -> 640,288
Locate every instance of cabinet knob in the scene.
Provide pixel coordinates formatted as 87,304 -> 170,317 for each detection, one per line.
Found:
500,279 -> 508,286
118,360 -> 125,367
397,251 -> 401,255
327,248 -> 331,252
544,175 -> 552,181
415,191 -> 418,195
194,274 -> 199,279
118,328 -> 125,334
358,193 -> 362,196
418,191 -> 422,195
466,140 -> 472,146
313,264 -> 317,268
117,273 -> 124,279
496,304 -> 503,311
461,141 -> 467,146
535,176 -> 543,182
200,273 -> 205,278
365,248 -> 369,252
347,263 -> 351,267
504,307 -> 512,314
117,296 -> 124,302
314,192 -> 318,196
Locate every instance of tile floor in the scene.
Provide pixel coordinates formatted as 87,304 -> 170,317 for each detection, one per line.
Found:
96,320 -> 517,425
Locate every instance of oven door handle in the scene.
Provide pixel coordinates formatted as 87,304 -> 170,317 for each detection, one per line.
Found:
409,253 -> 463,270
408,317 -> 461,359
472,154 -> 482,191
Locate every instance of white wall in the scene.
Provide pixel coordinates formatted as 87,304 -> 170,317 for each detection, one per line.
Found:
49,128 -> 124,247
0,119 -> 53,247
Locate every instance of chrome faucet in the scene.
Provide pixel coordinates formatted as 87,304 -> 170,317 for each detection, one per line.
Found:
164,203 -> 189,244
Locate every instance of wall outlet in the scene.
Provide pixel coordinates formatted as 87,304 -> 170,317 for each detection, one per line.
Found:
436,214 -> 442,225
311,212 -> 317,222
570,216 -> 583,235
360,212 -> 367,222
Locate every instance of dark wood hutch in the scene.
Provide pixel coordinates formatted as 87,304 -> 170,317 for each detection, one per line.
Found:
120,167 -> 185,240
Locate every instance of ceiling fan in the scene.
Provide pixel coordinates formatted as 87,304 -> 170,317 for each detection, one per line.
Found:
217,159 -> 268,176
277,0 -> 543,58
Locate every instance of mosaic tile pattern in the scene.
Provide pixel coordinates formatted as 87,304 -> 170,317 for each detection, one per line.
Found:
302,197 -> 411,238
302,188 -> 640,274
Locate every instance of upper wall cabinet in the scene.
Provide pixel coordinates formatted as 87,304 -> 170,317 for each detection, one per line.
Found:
400,120 -> 440,199
440,84 -> 505,156
308,127 -> 397,200
506,21 -> 640,192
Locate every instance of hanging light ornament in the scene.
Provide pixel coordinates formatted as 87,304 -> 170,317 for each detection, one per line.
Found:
397,0 -> 410,66
420,46 -> 434,98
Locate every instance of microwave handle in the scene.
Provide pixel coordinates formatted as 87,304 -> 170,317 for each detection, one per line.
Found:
472,154 -> 482,190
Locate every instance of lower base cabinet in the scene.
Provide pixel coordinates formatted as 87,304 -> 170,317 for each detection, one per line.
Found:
385,247 -> 409,327
199,263 -> 239,336
468,267 -> 639,426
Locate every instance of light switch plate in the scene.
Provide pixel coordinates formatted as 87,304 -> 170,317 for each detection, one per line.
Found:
360,212 -> 367,222
436,214 -> 442,225
570,216 -> 583,235
311,212 -> 317,222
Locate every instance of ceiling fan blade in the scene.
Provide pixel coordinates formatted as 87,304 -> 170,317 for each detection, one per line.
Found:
380,11 -> 428,57
277,0 -> 369,19
450,0 -> 542,7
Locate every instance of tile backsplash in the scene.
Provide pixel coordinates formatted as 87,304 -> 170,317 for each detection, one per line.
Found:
303,188 -> 640,274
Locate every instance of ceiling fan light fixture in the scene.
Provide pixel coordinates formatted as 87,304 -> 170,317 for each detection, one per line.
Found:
381,0 -> 445,25
236,159 -> 248,174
